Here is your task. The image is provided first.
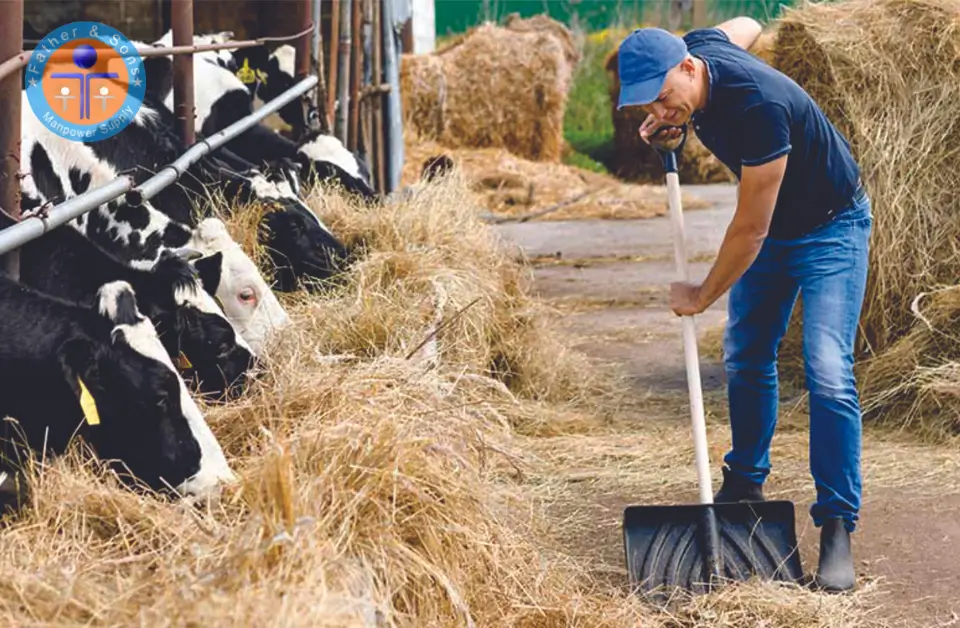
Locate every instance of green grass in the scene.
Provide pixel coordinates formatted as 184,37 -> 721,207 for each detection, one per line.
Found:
562,31 -> 624,175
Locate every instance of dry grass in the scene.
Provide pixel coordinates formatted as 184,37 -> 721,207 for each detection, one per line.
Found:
857,286 -> 960,442
400,139 -> 711,222
0,167 -> 913,627
771,0 -> 960,381
399,14 -> 580,163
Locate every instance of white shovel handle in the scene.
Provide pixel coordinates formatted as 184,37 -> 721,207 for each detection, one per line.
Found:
664,170 -> 714,506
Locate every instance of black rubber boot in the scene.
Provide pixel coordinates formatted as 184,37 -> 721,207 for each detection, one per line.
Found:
713,465 -> 765,503
814,518 -> 855,593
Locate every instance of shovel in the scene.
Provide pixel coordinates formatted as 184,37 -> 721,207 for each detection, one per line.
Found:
621,125 -> 804,600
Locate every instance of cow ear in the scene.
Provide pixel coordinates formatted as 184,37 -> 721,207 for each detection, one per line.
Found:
57,338 -> 105,426
193,252 -> 223,298
143,56 -> 174,102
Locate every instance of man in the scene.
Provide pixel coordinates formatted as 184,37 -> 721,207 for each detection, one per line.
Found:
616,19 -> 873,593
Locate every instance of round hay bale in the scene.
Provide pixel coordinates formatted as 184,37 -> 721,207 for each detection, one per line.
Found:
750,29 -> 779,67
604,46 -> 736,185
399,15 -> 580,163
770,0 -> 960,393
398,53 -> 446,141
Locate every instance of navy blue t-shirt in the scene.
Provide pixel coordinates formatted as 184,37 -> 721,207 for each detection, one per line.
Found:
683,27 -> 861,239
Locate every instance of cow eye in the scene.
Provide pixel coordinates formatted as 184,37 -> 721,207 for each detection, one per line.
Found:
238,288 -> 257,305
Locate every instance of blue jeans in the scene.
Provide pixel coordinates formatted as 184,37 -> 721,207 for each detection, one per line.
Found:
721,190 -> 873,533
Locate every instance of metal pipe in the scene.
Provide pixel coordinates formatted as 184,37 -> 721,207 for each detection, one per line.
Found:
296,0 -> 313,80
335,0 -> 352,143
0,74 -> 319,259
311,0 -> 331,133
1,28 -> 317,84
295,0 -> 314,139
129,75 -> 319,202
0,0 -> 23,279
381,0 -> 403,193
372,0 -> 385,194
171,0 -> 196,146
0,177 -> 135,257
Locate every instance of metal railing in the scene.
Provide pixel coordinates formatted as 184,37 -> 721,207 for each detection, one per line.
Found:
0,73 -> 318,257
0,0 -> 403,274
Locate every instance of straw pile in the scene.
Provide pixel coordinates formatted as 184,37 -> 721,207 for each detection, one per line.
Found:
399,14 -> 580,163
856,287 -> 960,440
400,139 -> 711,222
767,0 -> 960,396
604,47 -> 736,185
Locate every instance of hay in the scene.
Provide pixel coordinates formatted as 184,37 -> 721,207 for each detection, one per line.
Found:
400,139 -> 712,222
604,46 -> 736,185
750,29 -> 779,66
857,286 -> 960,442
771,0 -> 960,380
399,15 -> 580,162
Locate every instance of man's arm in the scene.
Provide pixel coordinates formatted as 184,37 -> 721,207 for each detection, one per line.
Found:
714,17 -> 763,50
689,99 -> 792,312
693,155 -> 787,310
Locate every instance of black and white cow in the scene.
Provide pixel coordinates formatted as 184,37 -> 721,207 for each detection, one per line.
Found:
148,33 -> 379,202
0,277 -> 235,500
0,201 -> 256,401
19,92 -> 293,354
80,84 -> 354,292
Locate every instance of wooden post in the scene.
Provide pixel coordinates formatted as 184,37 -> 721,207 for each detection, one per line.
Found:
0,0 -> 23,279
171,0 -> 195,145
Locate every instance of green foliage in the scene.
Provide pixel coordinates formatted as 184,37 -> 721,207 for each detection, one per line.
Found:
562,32 -> 621,174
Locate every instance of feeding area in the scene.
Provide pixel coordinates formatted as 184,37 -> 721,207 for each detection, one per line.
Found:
0,0 -> 958,625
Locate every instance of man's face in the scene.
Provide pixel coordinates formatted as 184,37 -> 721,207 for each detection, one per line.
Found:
631,59 -> 699,126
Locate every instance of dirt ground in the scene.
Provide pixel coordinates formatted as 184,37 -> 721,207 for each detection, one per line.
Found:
494,183 -> 960,628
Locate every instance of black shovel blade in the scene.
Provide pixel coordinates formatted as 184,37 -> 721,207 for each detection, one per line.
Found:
623,500 -> 804,599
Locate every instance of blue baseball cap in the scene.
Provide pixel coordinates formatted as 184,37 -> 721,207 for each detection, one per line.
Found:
617,28 -> 688,109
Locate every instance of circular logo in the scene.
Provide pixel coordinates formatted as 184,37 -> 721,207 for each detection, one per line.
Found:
25,21 -> 146,143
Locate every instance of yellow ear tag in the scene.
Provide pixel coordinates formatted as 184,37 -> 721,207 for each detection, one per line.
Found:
77,378 -> 100,426
177,351 -> 193,370
236,58 -> 257,84
256,69 -> 268,84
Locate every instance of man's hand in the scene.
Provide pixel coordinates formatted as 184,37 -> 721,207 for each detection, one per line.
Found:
639,115 -> 683,149
670,281 -> 706,316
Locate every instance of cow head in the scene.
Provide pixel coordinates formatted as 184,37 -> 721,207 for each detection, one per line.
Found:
258,207 -> 353,292
222,44 -> 305,137
185,218 -> 292,354
60,281 -> 236,498
294,131 -> 378,201
234,166 -> 354,291
149,249 -> 258,401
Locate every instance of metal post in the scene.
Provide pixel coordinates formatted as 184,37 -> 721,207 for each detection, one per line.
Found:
381,0 -> 403,193
171,0 -> 196,146
0,0 -> 23,279
327,0 -> 341,128
372,0 -> 385,194
296,0 -> 314,138
335,0 -> 353,144
311,0 -> 331,133
348,0 -> 363,152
